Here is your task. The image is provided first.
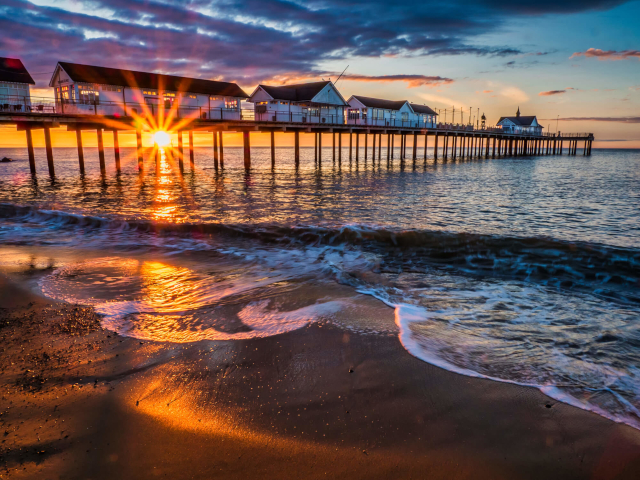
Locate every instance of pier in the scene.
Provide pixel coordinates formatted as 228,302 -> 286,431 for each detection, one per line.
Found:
0,107 -> 594,177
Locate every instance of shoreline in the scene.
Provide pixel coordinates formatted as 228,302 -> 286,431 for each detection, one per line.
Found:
2,273 -> 640,479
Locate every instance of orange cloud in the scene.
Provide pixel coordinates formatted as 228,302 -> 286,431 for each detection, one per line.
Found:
571,48 -> 640,61
340,74 -> 454,88
539,90 -> 567,96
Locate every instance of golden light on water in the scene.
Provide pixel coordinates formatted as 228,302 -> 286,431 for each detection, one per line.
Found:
153,130 -> 171,147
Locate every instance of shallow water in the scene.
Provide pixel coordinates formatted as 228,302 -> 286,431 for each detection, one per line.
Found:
1,145 -> 639,430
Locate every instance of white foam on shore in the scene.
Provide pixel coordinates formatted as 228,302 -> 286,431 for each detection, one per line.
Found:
391,301 -> 640,431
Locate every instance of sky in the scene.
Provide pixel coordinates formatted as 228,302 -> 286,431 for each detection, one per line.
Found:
1,0 -> 639,148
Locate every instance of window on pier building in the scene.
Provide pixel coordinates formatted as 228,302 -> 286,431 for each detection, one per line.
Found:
401,112 -> 408,121
348,109 -> 360,119
79,87 -> 99,104
225,99 -> 238,109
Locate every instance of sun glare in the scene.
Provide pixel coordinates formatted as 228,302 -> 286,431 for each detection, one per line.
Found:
154,130 -> 171,147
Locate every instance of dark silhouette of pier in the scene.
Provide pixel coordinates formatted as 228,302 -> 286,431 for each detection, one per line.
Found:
0,110 -> 594,177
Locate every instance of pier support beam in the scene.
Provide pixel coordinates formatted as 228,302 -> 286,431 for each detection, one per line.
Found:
294,131 -> 300,167
136,129 -> 143,171
413,132 -> 418,160
96,128 -> 107,176
219,132 -> 224,168
213,131 -> 219,170
76,130 -> 85,175
355,133 -> 360,162
271,131 -> 276,168
349,133 -> 353,162
434,133 -> 438,160
338,132 -> 342,165
364,132 -> 368,160
44,126 -> 54,177
242,131 -> 251,170
113,131 -> 121,173
378,132 -> 382,160
314,133 -> 318,164
391,134 -> 395,160
332,132 -> 336,163
318,132 -> 322,165
424,133 -> 428,162
189,131 -> 195,168
177,131 -> 184,172
25,128 -> 36,174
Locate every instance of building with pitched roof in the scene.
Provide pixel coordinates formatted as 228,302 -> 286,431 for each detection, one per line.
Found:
497,107 -> 543,135
346,95 -> 437,127
48,62 -> 248,119
0,57 -> 35,112
248,81 -> 348,124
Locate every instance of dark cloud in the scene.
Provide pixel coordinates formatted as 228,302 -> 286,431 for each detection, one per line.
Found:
552,117 -> 640,123
571,48 -> 640,60
539,90 -> 567,96
0,0 -> 632,88
339,74 -> 453,88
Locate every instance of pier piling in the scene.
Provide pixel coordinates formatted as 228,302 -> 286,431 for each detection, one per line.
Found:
189,131 -> 194,168
213,131 -> 219,170
25,128 -> 35,174
271,131 -> 275,168
136,129 -> 143,171
97,129 -> 106,175
177,131 -> 184,172
294,131 -> 300,167
242,131 -> 250,170
219,132 -> 224,168
76,130 -> 85,174
44,126 -> 54,177
113,131 -> 121,172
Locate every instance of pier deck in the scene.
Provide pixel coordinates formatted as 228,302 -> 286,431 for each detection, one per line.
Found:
0,110 -> 594,177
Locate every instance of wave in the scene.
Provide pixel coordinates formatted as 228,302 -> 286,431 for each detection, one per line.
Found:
1,202 -> 638,304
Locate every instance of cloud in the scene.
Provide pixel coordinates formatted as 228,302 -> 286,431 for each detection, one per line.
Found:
483,90 -> 493,93
340,74 -> 453,88
571,48 -> 640,61
547,117 -> 640,123
0,0 -> 632,89
539,90 -> 568,96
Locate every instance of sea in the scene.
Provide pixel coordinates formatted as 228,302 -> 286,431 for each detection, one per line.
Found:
1,145 -> 639,430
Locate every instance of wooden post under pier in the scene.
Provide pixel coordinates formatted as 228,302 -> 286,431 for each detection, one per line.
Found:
294,131 -> 300,167
364,132 -> 368,161
96,128 -> 106,175
177,131 -> 184,172
43,126 -> 54,177
113,131 -> 121,173
189,131 -> 194,168
25,128 -> 36,174
213,131 -> 219,170
434,133 -> 438,160
271,131 -> 275,168
76,130 -> 85,175
242,131 -> 250,170
219,132 -> 224,168
136,129 -> 143,171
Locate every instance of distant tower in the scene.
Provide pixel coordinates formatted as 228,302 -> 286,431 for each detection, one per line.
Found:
481,112 -> 486,129
516,106 -> 520,117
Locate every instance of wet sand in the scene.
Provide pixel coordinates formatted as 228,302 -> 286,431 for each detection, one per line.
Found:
1,273 -> 640,479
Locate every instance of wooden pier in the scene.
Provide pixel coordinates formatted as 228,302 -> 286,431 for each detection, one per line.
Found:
0,111 -> 594,177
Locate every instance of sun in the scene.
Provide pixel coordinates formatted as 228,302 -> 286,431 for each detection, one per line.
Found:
153,130 -> 171,147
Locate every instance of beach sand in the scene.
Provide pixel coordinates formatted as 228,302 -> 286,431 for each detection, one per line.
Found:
1,273 -> 640,479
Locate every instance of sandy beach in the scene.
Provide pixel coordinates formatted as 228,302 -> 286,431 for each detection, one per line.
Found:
2,272 -> 640,480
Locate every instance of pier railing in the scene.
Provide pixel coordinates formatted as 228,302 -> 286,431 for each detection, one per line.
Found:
0,94 -> 593,140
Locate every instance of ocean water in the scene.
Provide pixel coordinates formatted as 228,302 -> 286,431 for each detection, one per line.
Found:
1,145 -> 639,430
